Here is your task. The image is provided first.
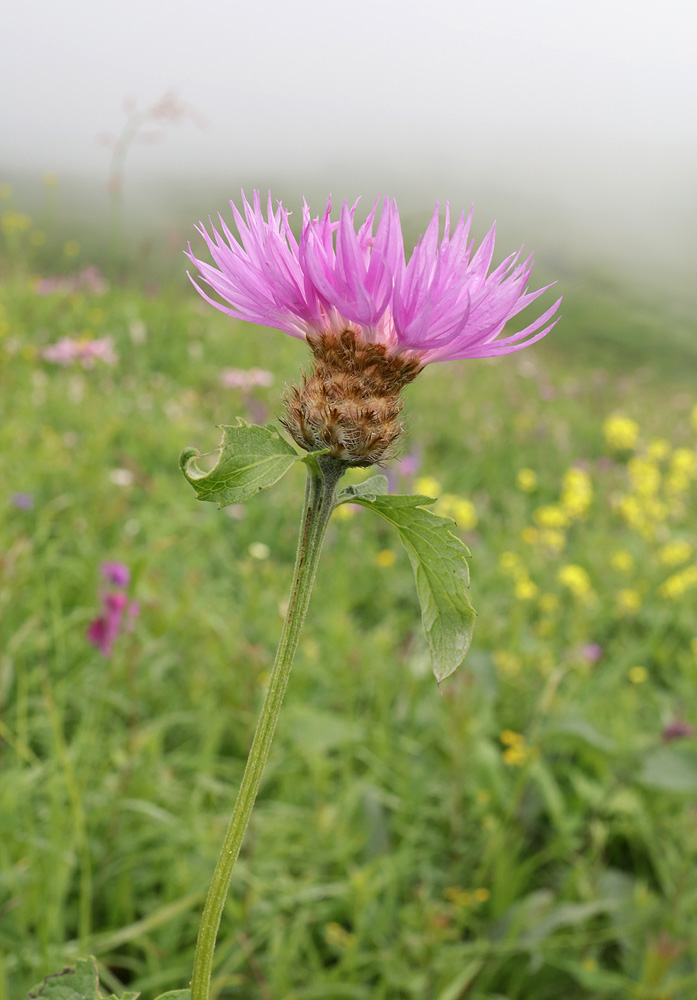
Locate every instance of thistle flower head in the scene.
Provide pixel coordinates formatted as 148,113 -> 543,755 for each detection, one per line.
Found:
186,190 -> 560,364
186,191 -> 560,463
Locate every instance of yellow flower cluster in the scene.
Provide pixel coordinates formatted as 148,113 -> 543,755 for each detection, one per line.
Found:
516,468 -> 538,492
1,210 -> 32,235
603,413 -> 640,451
444,885 -> 490,907
658,565 -> 697,601
500,729 -> 536,766
658,540 -> 693,567
615,588 -> 642,615
492,650 -> 522,677
324,922 -> 356,950
614,436 -> 697,537
557,564 -> 595,603
560,467 -> 593,519
498,551 -> 537,601
610,549 -> 635,574
437,494 -> 478,531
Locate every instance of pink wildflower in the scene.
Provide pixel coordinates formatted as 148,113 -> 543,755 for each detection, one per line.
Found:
220,367 -> 274,390
186,191 -> 560,364
100,561 -> 131,587
87,563 -> 139,657
662,718 -> 696,743
42,336 -> 117,369
581,642 -> 603,662
35,266 -> 108,296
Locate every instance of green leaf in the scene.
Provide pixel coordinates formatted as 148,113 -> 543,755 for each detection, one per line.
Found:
106,994 -> 141,1000
23,958 -> 100,1000
337,475 -> 389,503
151,992 -> 190,1000
179,419 -> 301,508
349,493 -> 476,683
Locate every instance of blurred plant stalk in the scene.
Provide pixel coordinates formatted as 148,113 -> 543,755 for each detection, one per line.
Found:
98,91 -> 206,277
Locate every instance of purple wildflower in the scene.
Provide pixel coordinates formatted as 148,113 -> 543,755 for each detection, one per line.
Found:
87,563 -> 139,657
11,491 -> 35,510
662,718 -> 696,743
186,191 -> 561,364
581,643 -> 604,662
100,561 -> 131,587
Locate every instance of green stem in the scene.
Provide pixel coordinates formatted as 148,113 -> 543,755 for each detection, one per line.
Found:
190,457 -> 345,1000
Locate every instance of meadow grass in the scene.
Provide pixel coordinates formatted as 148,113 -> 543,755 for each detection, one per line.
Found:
1,226 -> 697,999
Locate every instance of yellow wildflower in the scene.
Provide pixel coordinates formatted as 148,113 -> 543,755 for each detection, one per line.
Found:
616,589 -> 642,614
658,566 -> 697,600
671,448 -> 697,476
560,467 -> 593,519
499,551 -> 521,573
415,475 -> 441,497
628,457 -> 660,497
558,564 -> 594,601
648,438 -> 671,461
628,665 -> 648,684
503,743 -> 528,766
500,729 -> 524,746
63,239 -> 80,258
376,549 -> 397,568
534,505 -> 569,529
521,526 -> 539,545
438,494 -> 477,530
659,540 -> 693,567
610,549 -> 635,574
325,922 -> 355,949
516,468 -> 538,492
538,528 -> 566,552
444,886 -> 472,906
538,593 -> 560,614
603,413 -> 639,451
492,651 -> 521,677
515,577 -> 538,601
473,888 -> 491,903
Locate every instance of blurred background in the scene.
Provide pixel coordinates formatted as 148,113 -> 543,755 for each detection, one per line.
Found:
2,0 -> 696,293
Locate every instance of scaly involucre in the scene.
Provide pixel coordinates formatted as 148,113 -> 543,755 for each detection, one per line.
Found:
186,191 -> 561,363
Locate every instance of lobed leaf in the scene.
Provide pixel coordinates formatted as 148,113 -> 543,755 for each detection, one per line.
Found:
22,958 -> 104,1000
337,474 -> 389,503
179,418 -> 301,507
348,493 -> 476,683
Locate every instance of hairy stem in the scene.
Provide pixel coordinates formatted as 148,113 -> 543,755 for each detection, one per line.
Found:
190,457 -> 344,1000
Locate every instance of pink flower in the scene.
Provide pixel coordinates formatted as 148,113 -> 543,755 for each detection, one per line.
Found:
100,561 -> 131,587
220,367 -> 274,390
186,191 -> 560,363
87,563 -> 139,657
43,336 -> 117,369
581,642 -> 604,662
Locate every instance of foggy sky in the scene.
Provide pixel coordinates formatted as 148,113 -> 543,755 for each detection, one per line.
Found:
3,0 -> 696,279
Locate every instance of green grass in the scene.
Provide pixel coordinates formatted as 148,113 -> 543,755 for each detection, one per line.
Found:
2,229 -> 697,1000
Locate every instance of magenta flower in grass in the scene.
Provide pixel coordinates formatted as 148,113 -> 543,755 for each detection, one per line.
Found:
187,191 -> 560,464
87,561 -> 138,657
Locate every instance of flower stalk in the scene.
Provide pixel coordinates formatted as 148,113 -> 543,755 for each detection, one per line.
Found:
190,455 -> 345,1000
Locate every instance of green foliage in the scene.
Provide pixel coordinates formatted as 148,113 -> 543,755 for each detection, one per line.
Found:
179,418 -> 302,507
347,493 -> 475,682
22,957 -> 140,1000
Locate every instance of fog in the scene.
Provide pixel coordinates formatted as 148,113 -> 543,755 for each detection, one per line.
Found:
3,0 -> 696,287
